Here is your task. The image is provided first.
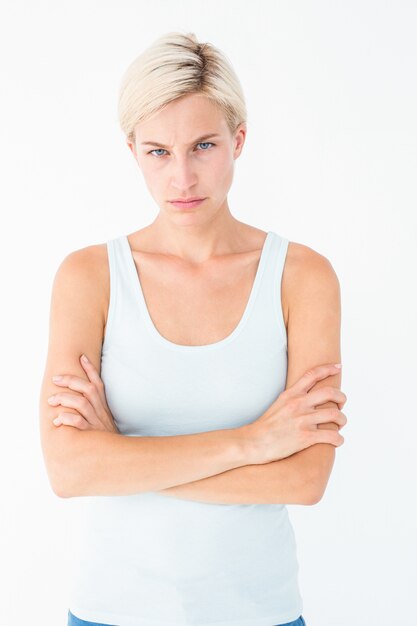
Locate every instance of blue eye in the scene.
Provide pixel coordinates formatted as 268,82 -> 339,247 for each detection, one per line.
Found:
197,142 -> 214,151
148,142 -> 215,157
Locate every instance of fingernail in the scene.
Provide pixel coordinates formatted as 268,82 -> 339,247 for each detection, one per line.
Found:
53,417 -> 61,425
334,363 -> 342,368
81,354 -> 89,363
52,375 -> 62,381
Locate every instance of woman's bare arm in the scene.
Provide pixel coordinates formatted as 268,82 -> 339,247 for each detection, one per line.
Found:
39,246 -> 253,498
156,452 -> 317,505
48,428 -> 252,498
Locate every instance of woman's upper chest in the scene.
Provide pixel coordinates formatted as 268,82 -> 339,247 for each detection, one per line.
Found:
100,237 -> 292,347
132,248 -> 269,346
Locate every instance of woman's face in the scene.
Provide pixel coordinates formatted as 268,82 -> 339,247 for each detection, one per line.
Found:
127,93 -> 246,224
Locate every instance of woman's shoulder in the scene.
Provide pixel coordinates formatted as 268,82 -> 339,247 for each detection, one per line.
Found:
281,239 -> 340,324
284,238 -> 338,279
59,241 -> 110,290
54,241 -> 110,325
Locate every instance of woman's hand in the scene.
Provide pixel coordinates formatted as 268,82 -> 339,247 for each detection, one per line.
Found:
48,354 -> 119,433
247,363 -> 347,464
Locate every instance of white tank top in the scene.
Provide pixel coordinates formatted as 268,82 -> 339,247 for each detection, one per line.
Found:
68,230 -> 304,626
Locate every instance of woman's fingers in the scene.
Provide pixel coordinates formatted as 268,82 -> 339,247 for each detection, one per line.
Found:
79,354 -> 108,407
287,363 -> 342,397
51,355 -> 105,417
306,385 -> 347,410
310,428 -> 344,447
306,407 -> 347,429
48,392 -> 97,424
51,375 -> 102,414
52,373 -> 91,393
53,411 -> 91,430
50,356 -> 119,433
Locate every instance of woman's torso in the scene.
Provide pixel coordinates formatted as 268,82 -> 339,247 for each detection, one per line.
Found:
67,225 -> 304,626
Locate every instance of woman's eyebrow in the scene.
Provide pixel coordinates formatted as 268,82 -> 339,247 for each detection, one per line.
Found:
140,133 -> 221,148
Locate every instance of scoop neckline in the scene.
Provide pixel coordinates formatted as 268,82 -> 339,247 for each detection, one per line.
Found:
121,231 -> 274,352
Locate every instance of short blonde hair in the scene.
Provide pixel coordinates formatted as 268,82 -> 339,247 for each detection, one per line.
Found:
118,31 -> 247,144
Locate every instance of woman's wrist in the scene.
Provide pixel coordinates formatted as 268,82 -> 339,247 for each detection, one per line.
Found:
235,423 -> 264,466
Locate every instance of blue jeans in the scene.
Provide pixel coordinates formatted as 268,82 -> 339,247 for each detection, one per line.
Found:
275,617 -> 306,626
67,611 -> 116,626
67,609 -> 306,626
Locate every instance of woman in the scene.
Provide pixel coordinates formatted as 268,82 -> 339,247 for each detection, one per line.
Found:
39,31 -> 347,626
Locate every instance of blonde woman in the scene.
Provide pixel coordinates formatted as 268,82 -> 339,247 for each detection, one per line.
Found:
39,31 -> 347,626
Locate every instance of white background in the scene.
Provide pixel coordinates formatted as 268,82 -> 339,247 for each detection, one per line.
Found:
0,1 -> 416,625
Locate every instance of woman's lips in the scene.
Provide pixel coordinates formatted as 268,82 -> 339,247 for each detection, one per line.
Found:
170,198 -> 206,209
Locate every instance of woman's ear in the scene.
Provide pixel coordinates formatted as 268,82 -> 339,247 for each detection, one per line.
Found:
126,137 -> 138,159
233,122 -> 247,159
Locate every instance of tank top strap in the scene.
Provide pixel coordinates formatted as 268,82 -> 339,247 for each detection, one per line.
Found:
102,235 -> 141,350
106,234 -> 144,296
251,231 -> 289,348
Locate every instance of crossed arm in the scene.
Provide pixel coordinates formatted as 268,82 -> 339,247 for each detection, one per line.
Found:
41,243 -> 342,504
156,406 -> 338,506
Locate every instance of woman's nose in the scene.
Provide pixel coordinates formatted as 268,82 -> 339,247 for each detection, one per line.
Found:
170,159 -> 198,189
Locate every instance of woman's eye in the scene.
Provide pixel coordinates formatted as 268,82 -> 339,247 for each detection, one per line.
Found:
197,142 -> 214,151
149,148 -> 167,157
148,142 -> 215,157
